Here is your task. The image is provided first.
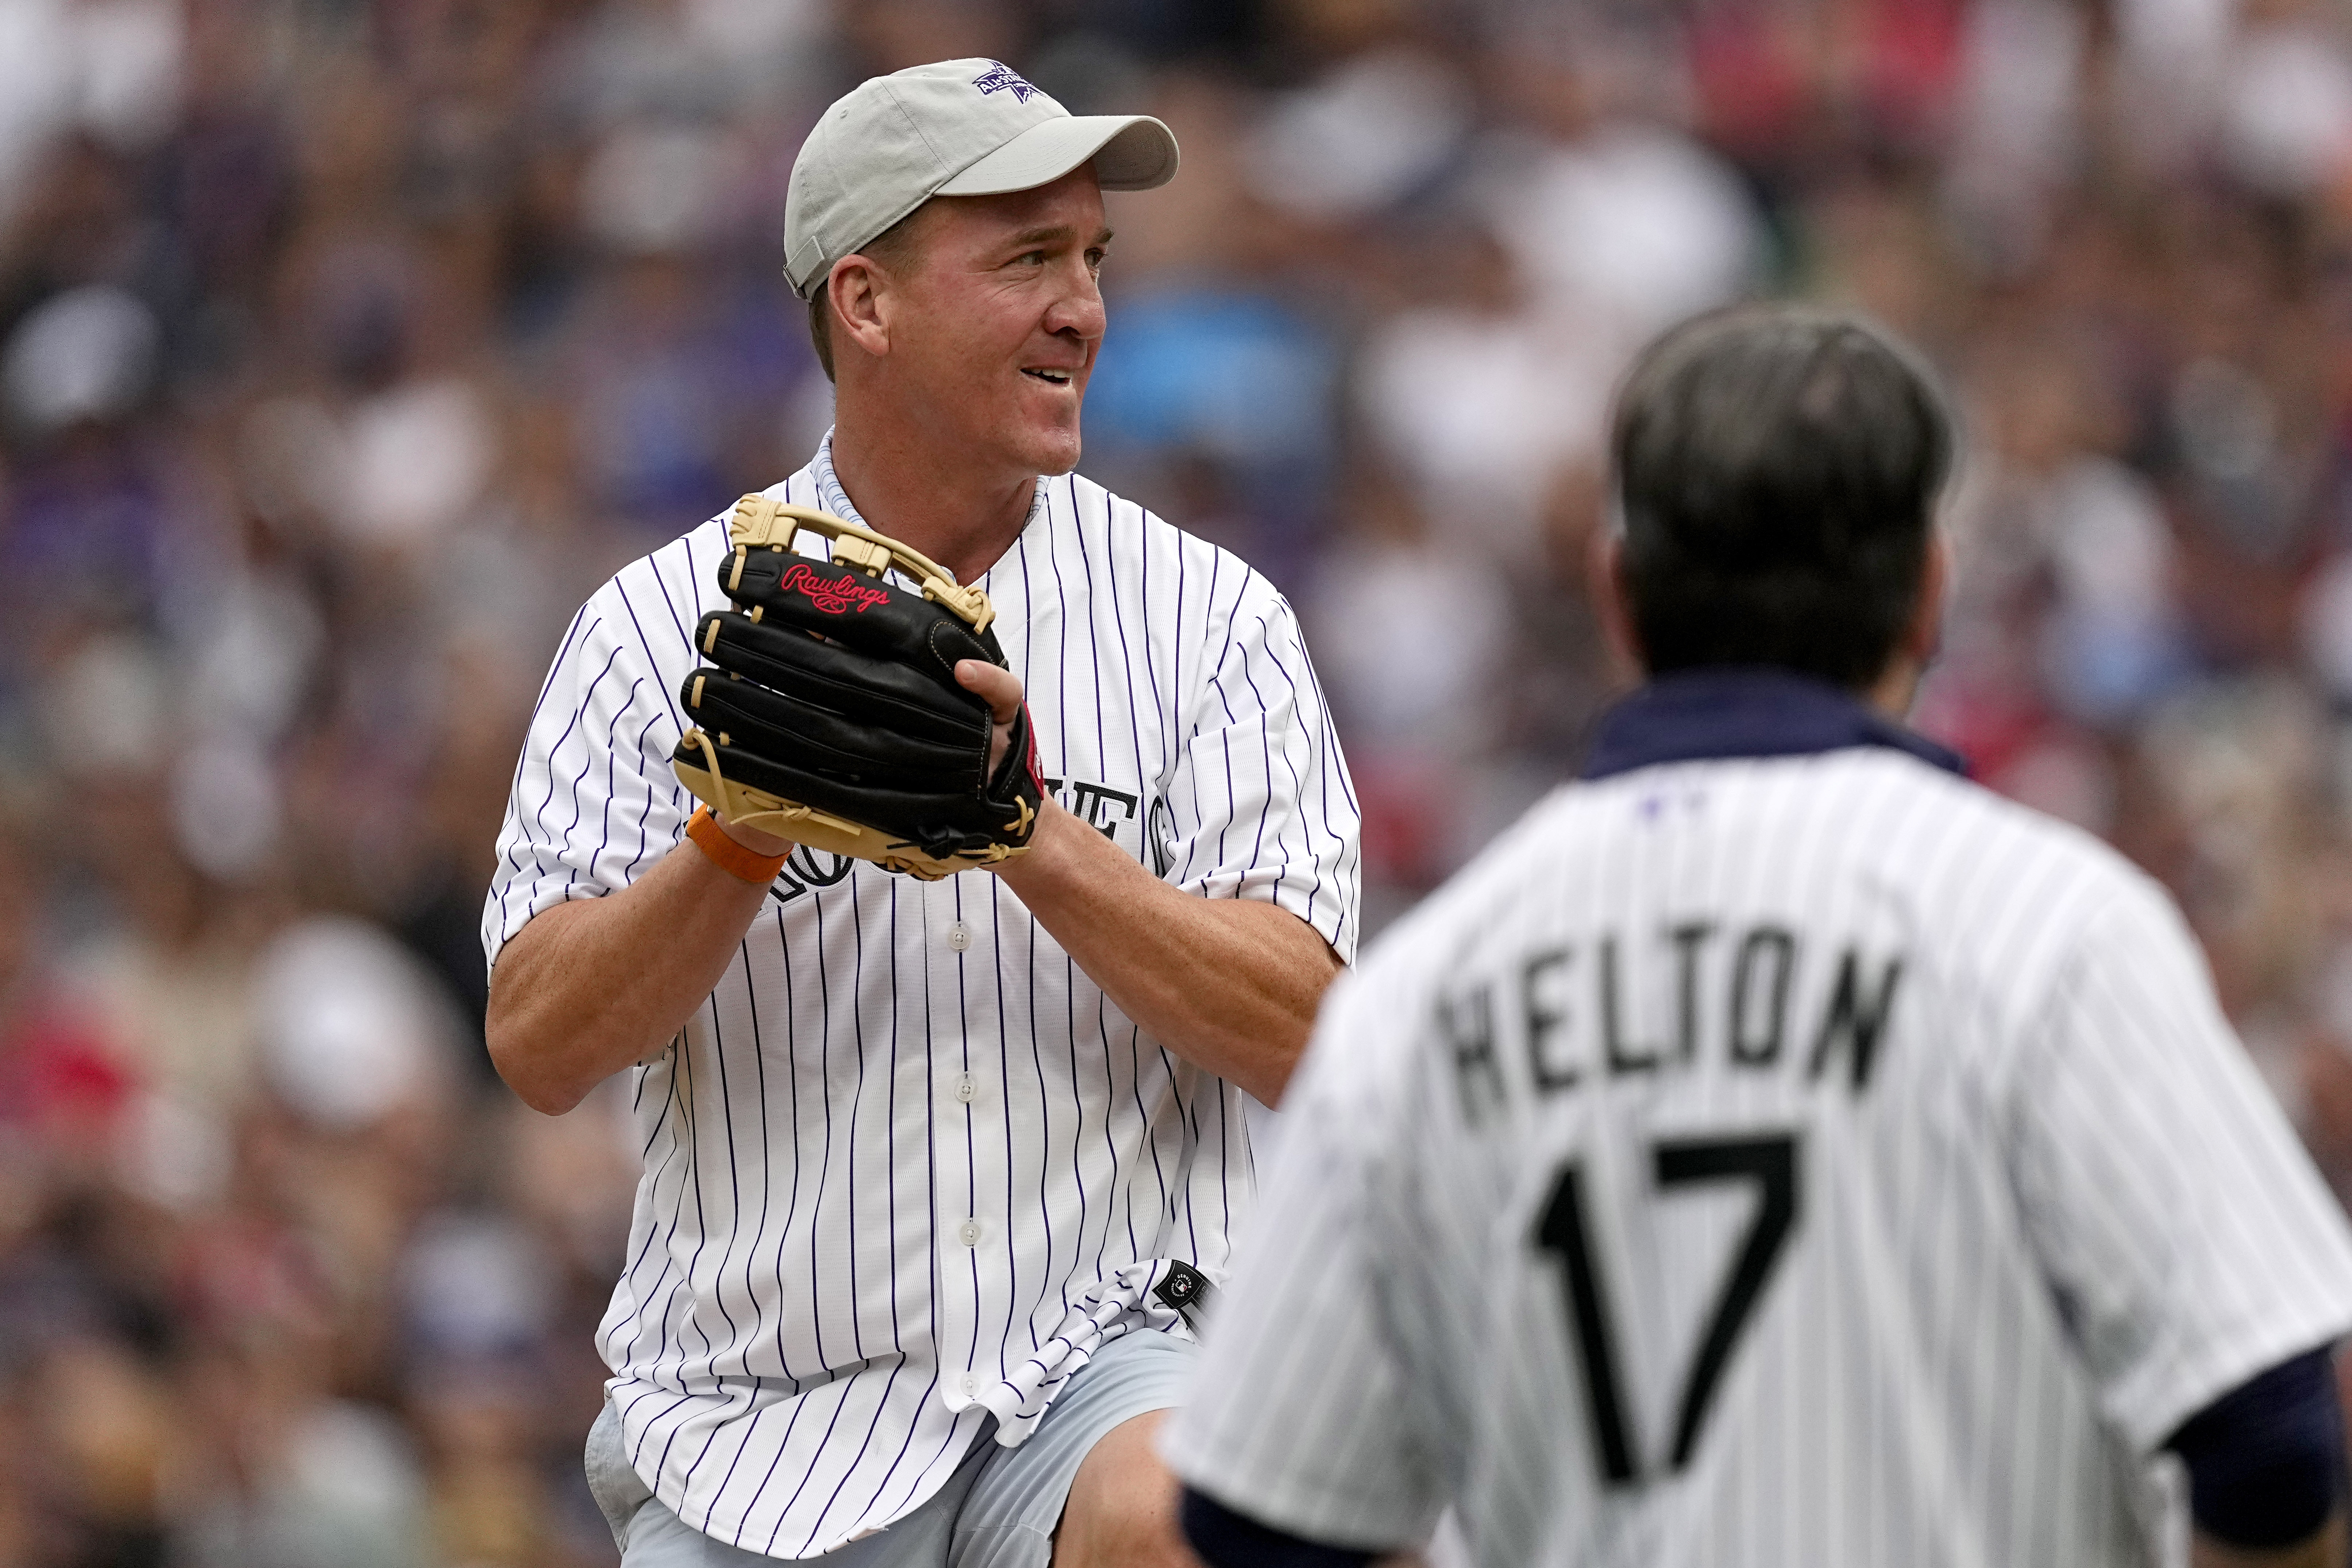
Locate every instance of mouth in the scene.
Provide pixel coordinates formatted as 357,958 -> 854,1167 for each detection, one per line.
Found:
1021,367 -> 1075,387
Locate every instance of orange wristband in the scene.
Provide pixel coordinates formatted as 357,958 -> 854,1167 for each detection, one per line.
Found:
686,805 -> 789,885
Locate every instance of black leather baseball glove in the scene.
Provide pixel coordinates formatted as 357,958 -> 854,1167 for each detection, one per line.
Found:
671,495 -> 1045,881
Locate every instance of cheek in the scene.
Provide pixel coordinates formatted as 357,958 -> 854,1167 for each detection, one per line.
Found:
894,289 -> 974,370
916,286 -> 1021,359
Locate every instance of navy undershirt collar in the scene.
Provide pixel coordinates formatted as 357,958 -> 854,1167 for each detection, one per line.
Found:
1579,667 -> 1968,782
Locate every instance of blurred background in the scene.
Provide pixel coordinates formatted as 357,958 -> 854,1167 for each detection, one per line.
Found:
3,0 -> 2352,1561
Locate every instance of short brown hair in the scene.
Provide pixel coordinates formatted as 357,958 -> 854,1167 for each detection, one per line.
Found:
805,207 -> 928,383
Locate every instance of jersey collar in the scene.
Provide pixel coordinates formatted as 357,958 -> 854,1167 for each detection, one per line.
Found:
810,429 -> 862,525
1579,667 -> 1968,782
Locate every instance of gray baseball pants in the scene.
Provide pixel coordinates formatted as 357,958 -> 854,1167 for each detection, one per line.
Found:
585,1330 -> 1196,1567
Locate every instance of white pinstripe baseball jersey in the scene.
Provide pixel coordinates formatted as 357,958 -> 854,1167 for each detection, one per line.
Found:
483,434 -> 1361,1559
1165,673 -> 2352,1568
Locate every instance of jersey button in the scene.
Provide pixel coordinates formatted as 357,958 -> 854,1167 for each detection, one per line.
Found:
960,1371 -> 980,1396
952,1073 -> 978,1103
956,1218 -> 983,1247
946,921 -> 971,952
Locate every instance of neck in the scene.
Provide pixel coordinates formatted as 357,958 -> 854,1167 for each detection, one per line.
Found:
826,402 -> 1038,585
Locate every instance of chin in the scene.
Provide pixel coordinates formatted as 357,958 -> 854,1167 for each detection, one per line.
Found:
1012,425 -> 1084,478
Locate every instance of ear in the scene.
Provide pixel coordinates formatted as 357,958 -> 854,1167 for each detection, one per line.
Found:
1902,529 -> 1949,667
1862,526 -> 1950,719
1590,527 -> 1647,686
827,254 -> 893,363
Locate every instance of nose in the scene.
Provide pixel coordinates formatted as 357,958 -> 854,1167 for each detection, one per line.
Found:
1042,258 -> 1106,346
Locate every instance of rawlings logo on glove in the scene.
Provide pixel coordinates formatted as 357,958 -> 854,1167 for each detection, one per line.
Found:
778,562 -> 891,616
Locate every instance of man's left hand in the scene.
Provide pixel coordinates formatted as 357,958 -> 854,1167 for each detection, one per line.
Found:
957,658 -> 1023,777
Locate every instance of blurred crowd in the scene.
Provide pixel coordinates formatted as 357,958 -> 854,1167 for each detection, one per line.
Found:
7,0 -> 2352,1562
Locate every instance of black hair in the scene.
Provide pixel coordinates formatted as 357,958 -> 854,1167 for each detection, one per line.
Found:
1612,305 -> 1954,689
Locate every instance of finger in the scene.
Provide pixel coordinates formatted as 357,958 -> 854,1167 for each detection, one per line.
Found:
954,660 -> 1025,725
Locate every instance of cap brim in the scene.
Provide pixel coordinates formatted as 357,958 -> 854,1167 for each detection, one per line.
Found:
934,114 -> 1179,197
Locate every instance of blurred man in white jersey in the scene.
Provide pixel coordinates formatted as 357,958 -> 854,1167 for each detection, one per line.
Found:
1166,306 -> 2352,1568
481,59 -> 1360,1568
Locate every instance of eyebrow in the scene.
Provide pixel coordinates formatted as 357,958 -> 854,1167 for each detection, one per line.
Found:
1006,225 -> 1115,249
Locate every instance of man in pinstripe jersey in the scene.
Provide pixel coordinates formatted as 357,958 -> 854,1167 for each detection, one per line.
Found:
1169,307 -> 2352,1567
480,60 -> 1360,1568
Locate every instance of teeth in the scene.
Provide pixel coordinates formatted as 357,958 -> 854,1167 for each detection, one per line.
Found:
1026,369 -> 1069,384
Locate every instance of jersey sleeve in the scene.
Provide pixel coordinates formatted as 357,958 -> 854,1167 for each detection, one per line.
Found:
2009,872 -> 2352,1452
1161,578 -> 1363,962
480,591 -> 691,973
1159,968 -> 1449,1549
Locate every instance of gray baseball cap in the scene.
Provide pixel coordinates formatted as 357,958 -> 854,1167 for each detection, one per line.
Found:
783,59 -> 1180,300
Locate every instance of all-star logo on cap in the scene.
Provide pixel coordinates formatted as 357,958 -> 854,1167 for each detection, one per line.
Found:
970,62 -> 1038,103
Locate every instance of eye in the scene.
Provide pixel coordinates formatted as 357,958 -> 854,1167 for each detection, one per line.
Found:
1086,247 -> 1107,273
1013,249 -> 1047,268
